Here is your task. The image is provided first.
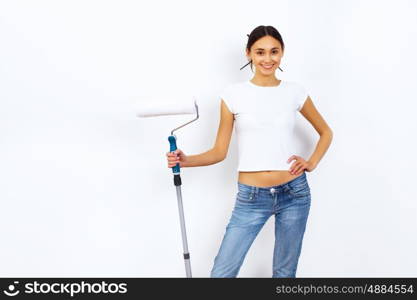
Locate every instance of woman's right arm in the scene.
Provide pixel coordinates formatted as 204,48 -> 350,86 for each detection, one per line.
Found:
166,99 -> 234,168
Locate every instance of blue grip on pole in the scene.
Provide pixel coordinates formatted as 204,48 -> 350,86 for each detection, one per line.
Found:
168,135 -> 180,173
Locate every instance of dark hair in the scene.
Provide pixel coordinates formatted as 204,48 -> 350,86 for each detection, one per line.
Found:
240,25 -> 284,72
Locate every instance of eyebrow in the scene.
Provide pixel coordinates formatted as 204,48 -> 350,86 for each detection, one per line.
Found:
255,47 -> 280,50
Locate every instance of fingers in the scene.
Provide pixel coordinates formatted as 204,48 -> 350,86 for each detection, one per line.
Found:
288,156 -> 306,175
166,149 -> 181,156
288,162 -> 298,175
288,156 -> 298,174
167,154 -> 180,161
167,157 -> 180,168
292,165 -> 304,175
168,161 -> 179,168
289,162 -> 306,175
287,155 -> 298,164
166,150 -> 181,168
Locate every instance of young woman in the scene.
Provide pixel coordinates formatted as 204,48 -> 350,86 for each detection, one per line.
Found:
166,25 -> 333,277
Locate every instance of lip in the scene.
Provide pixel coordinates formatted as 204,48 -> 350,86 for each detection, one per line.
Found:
261,64 -> 274,69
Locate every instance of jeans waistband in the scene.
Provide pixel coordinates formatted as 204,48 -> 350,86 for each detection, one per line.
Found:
237,172 -> 308,194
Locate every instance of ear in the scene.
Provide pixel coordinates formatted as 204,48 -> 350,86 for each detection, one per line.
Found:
245,49 -> 251,60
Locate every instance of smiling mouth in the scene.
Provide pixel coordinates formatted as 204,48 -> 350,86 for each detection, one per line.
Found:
261,64 -> 274,69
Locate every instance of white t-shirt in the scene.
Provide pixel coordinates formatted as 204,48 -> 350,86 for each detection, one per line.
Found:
219,80 -> 309,172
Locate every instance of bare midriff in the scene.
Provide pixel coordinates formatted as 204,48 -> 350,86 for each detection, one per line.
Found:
238,170 -> 305,187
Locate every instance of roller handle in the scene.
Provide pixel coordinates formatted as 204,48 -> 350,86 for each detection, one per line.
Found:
168,135 -> 180,173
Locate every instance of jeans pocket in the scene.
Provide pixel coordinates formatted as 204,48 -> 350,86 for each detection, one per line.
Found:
236,189 -> 255,203
288,181 -> 311,198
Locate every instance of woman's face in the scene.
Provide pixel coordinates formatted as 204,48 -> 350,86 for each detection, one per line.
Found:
246,35 -> 284,75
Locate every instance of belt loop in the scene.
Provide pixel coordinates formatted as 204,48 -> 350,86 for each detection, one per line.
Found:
283,183 -> 290,192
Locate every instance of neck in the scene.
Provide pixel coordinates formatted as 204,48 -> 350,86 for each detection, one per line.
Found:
250,75 -> 280,87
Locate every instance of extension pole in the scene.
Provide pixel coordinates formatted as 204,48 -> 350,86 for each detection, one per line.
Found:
168,134 -> 192,278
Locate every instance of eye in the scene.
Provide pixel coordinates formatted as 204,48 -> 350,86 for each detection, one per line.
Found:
256,50 -> 279,55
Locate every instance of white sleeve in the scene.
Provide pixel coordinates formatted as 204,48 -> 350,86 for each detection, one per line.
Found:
219,86 -> 234,114
295,83 -> 309,112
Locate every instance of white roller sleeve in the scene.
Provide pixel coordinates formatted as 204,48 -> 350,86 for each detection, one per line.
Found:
135,98 -> 197,118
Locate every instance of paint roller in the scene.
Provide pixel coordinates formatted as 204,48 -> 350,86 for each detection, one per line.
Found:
136,97 -> 199,278
136,99 -> 198,118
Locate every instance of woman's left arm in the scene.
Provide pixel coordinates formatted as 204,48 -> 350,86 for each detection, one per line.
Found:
288,96 -> 333,175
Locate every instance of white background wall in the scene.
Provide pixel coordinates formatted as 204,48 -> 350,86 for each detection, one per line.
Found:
1,0 -> 416,277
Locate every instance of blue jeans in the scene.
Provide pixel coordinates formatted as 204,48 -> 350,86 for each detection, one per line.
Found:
210,172 -> 311,278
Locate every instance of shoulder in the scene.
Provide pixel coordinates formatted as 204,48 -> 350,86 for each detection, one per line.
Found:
218,81 -> 247,113
283,81 -> 308,101
219,81 -> 247,102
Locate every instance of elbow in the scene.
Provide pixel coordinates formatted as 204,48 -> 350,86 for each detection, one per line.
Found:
321,127 -> 333,137
217,154 -> 226,163
212,147 -> 227,163
322,128 -> 333,140
329,128 -> 334,137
